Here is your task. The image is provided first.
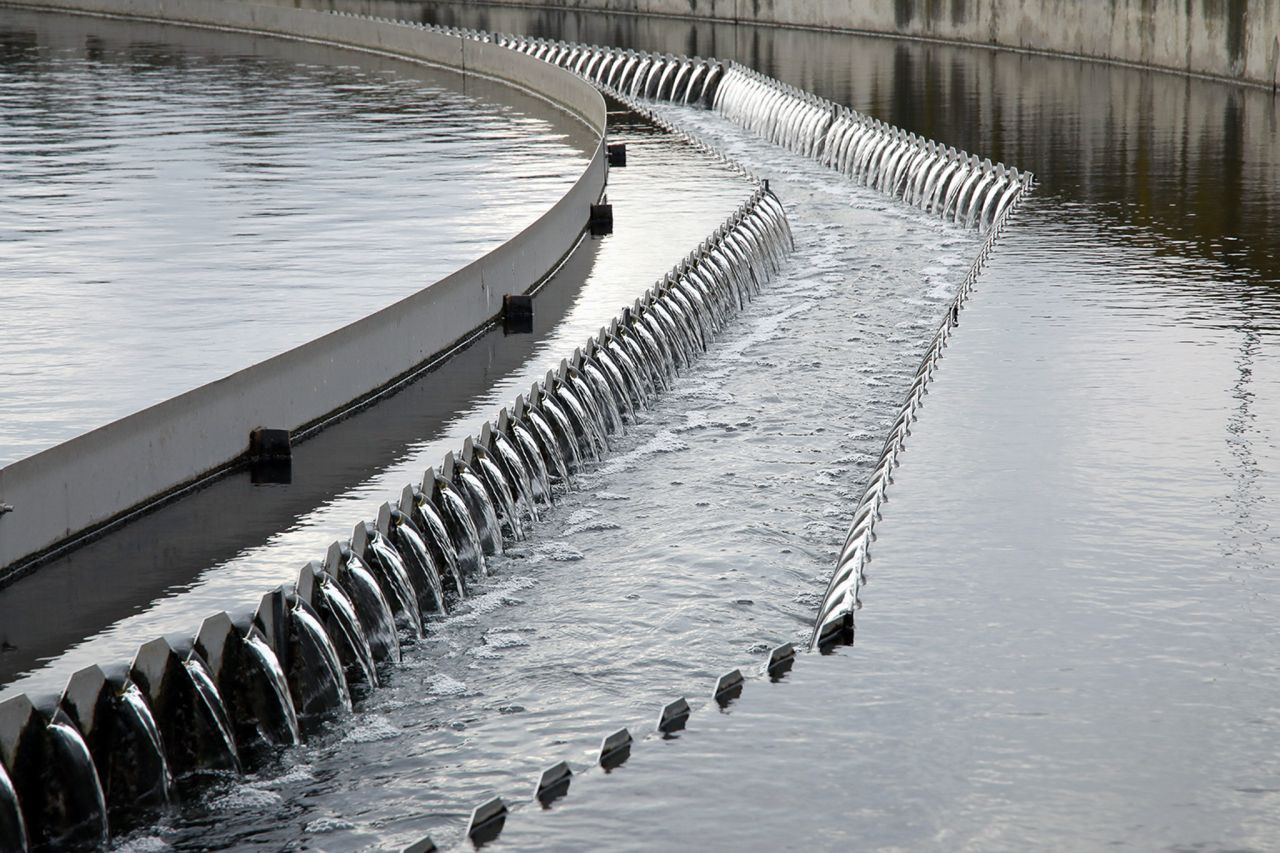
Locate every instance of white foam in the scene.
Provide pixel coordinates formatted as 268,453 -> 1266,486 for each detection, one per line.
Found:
305,817 -> 356,833
213,786 -> 283,811
425,673 -> 468,696
539,541 -> 585,562
114,836 -> 170,853
342,715 -> 401,744
484,632 -> 530,649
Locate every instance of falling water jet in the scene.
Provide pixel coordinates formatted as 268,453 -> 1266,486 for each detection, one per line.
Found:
253,588 -> 351,734
512,396 -> 571,490
129,637 -> 241,786
479,422 -> 540,522
352,521 -> 425,637
193,612 -> 301,757
297,562 -> 380,694
427,468 -> 489,579
562,360 -> 608,445
552,373 -> 604,462
580,347 -> 627,432
324,541 -> 401,664
399,483 -> 468,598
489,415 -> 548,512
0,694 -> 107,853
377,502 -> 448,616
58,664 -> 173,833
0,762 -> 25,853
463,437 -> 526,541
534,386 -> 586,472
445,452 -> 504,555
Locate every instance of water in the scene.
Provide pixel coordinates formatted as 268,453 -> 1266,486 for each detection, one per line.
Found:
109,104 -> 973,851
382,6 -> 1280,848
5,6 -> 1279,850
0,8 -> 593,466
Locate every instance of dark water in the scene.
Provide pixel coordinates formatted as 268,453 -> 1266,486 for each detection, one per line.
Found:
0,8 -> 592,465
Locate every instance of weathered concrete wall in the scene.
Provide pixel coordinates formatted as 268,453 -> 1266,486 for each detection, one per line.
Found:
0,0 -> 607,576
452,0 -> 1280,90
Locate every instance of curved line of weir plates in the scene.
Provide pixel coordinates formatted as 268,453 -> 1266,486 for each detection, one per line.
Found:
809,188 -> 1032,651
0,131 -> 793,852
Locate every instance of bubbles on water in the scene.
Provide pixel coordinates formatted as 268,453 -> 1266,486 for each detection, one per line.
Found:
559,507 -> 623,535
484,632 -> 531,650
589,430 -> 690,478
342,715 -> 401,744
212,786 -> 283,811
114,836 -> 171,853
594,491 -> 631,501
425,673 -> 468,696
446,576 -> 537,623
304,817 -> 355,833
260,764 -> 316,786
538,541 -> 586,562
792,590 -> 824,608
815,467 -> 850,486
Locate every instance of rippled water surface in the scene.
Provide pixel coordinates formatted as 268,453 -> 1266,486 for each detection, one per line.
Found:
0,9 -> 591,465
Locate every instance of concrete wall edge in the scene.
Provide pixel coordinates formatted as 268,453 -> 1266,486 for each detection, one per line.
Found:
0,0 -> 609,576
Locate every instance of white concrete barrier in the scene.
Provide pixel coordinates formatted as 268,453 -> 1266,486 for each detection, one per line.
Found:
0,0 -> 608,577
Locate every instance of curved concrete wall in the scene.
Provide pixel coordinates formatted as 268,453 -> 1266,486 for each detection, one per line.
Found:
0,0 -> 607,577
442,0 -> 1280,90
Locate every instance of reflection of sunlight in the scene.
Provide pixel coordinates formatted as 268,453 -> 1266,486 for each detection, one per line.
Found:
0,12 -> 592,466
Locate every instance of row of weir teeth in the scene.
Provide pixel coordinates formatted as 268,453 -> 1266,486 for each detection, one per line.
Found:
430,23 -> 1031,232
495,34 -> 725,106
809,165 -> 1033,651
326,15 -> 730,106
329,17 -> 1030,230
711,64 -> 1034,230
0,185 -> 794,853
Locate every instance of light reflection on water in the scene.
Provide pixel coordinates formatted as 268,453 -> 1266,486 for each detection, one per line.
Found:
0,9 -> 592,465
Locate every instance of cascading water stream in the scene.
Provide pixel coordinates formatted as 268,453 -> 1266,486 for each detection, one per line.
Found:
0,763 -> 25,853
365,536 -> 425,638
335,555 -> 401,664
242,633 -> 303,745
181,658 -> 242,777
289,606 -> 352,716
